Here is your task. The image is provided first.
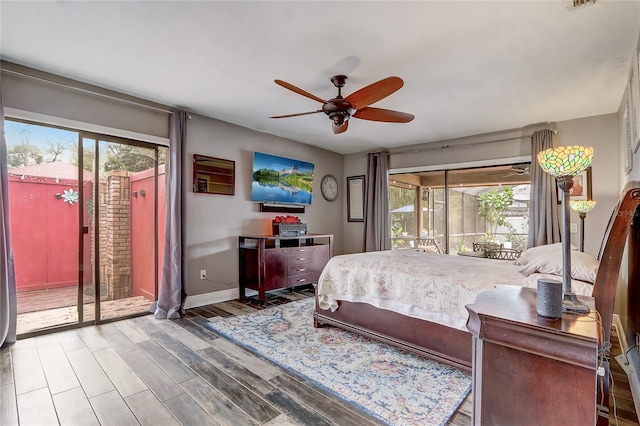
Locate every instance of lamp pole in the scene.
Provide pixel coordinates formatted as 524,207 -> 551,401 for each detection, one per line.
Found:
557,176 -> 590,313
537,145 -> 594,314
557,176 -> 574,297
578,212 -> 586,252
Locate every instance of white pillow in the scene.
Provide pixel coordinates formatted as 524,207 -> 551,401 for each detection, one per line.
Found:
514,242 -> 599,284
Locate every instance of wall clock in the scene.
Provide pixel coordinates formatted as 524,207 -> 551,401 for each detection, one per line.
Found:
320,174 -> 339,202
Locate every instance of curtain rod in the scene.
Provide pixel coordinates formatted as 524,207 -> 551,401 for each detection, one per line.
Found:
1,67 -> 174,115
390,128 -> 557,156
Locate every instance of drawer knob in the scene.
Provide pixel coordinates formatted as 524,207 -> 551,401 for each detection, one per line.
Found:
298,268 -> 306,272
297,258 -> 305,261
297,278 -> 306,282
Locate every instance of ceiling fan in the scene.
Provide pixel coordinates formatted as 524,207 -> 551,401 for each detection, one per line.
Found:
504,164 -> 530,177
270,75 -> 415,134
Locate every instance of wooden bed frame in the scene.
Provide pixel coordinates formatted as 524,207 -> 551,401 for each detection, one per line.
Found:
314,181 -> 640,420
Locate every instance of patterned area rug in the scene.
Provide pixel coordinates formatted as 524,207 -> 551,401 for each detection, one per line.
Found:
205,298 -> 471,426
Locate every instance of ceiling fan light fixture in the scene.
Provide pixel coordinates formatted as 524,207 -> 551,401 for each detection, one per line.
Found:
329,111 -> 350,126
272,75 -> 413,135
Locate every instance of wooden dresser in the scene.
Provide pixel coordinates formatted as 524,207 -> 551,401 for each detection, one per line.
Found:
238,234 -> 333,304
466,285 -> 600,426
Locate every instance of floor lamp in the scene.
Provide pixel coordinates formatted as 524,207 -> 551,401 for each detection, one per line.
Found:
538,146 -> 594,314
570,200 -> 597,252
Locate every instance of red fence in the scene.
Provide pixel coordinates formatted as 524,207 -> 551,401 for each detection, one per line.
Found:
9,174 -> 92,292
130,166 -> 166,300
9,165 -> 165,297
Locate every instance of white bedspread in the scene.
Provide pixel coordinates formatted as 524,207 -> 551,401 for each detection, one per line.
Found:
317,250 -> 530,329
317,250 -> 594,331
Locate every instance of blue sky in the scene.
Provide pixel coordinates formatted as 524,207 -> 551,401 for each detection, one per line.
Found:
5,120 -> 78,162
253,151 -> 314,173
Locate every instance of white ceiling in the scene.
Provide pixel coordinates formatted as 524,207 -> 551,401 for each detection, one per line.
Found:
1,1 -> 638,155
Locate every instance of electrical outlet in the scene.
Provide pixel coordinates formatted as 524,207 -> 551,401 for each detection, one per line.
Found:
570,222 -> 578,233
200,269 -> 207,280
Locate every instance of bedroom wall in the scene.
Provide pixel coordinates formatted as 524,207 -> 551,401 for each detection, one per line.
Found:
185,114 -> 343,299
1,66 -> 344,303
341,117 -> 620,256
554,114 -> 620,257
616,29 -> 640,414
1,61 -> 169,140
614,24 -> 640,412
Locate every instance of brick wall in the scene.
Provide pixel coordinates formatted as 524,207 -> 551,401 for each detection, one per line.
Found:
91,171 -> 132,301
105,171 -> 131,300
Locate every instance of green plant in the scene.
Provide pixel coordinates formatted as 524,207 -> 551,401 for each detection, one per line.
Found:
506,229 -> 527,251
391,222 -> 406,249
391,221 -> 404,237
477,187 -> 515,233
477,231 -> 497,244
506,216 -> 528,251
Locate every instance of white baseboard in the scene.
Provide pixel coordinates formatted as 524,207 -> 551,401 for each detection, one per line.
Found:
184,288 -> 257,309
614,314 -> 629,351
612,314 -> 640,418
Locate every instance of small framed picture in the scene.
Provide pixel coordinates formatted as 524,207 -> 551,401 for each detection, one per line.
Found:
558,167 -> 592,202
193,154 -> 235,195
347,175 -> 365,222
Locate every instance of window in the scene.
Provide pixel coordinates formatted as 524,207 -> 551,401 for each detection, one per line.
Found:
390,164 -> 530,254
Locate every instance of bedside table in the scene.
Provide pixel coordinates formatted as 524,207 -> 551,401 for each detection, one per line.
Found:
466,286 -> 600,425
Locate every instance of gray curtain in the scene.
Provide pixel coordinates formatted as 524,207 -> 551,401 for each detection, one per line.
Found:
527,129 -> 560,248
364,152 -> 391,252
0,83 -> 17,347
152,110 -> 187,319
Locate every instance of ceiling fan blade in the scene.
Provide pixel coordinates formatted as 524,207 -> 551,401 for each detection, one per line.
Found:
270,110 -> 323,119
345,76 -> 404,110
274,80 -> 326,104
353,107 -> 415,123
332,120 -> 349,134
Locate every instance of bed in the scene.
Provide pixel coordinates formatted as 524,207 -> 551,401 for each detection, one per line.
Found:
314,181 -> 640,421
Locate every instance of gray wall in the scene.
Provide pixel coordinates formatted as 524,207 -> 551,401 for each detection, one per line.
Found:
554,114 -> 620,257
185,114 -> 343,296
342,116 -> 620,257
1,66 -> 344,301
1,61 -> 631,304
2,62 -> 169,139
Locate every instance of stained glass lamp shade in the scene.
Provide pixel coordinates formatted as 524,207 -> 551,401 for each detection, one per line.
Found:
537,145 -> 594,313
570,200 -> 597,214
537,146 -> 594,177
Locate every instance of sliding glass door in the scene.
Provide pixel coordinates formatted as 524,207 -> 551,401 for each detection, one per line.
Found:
81,135 -> 165,323
390,164 -> 530,255
5,118 -> 165,335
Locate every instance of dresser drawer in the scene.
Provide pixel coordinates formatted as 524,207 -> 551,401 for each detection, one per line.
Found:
286,251 -> 316,265
287,264 -> 313,276
286,273 -> 316,287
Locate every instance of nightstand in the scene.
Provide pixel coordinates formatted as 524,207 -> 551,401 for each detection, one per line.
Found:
466,286 -> 600,425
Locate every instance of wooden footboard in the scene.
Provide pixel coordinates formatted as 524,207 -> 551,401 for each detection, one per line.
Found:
313,297 -> 472,371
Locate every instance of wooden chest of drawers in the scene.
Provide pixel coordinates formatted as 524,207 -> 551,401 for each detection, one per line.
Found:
239,234 -> 333,304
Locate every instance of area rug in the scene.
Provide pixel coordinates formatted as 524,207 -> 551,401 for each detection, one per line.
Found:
205,298 -> 471,426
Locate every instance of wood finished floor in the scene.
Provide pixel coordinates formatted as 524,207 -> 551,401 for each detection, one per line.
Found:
0,286 -> 637,426
17,286 -> 153,336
